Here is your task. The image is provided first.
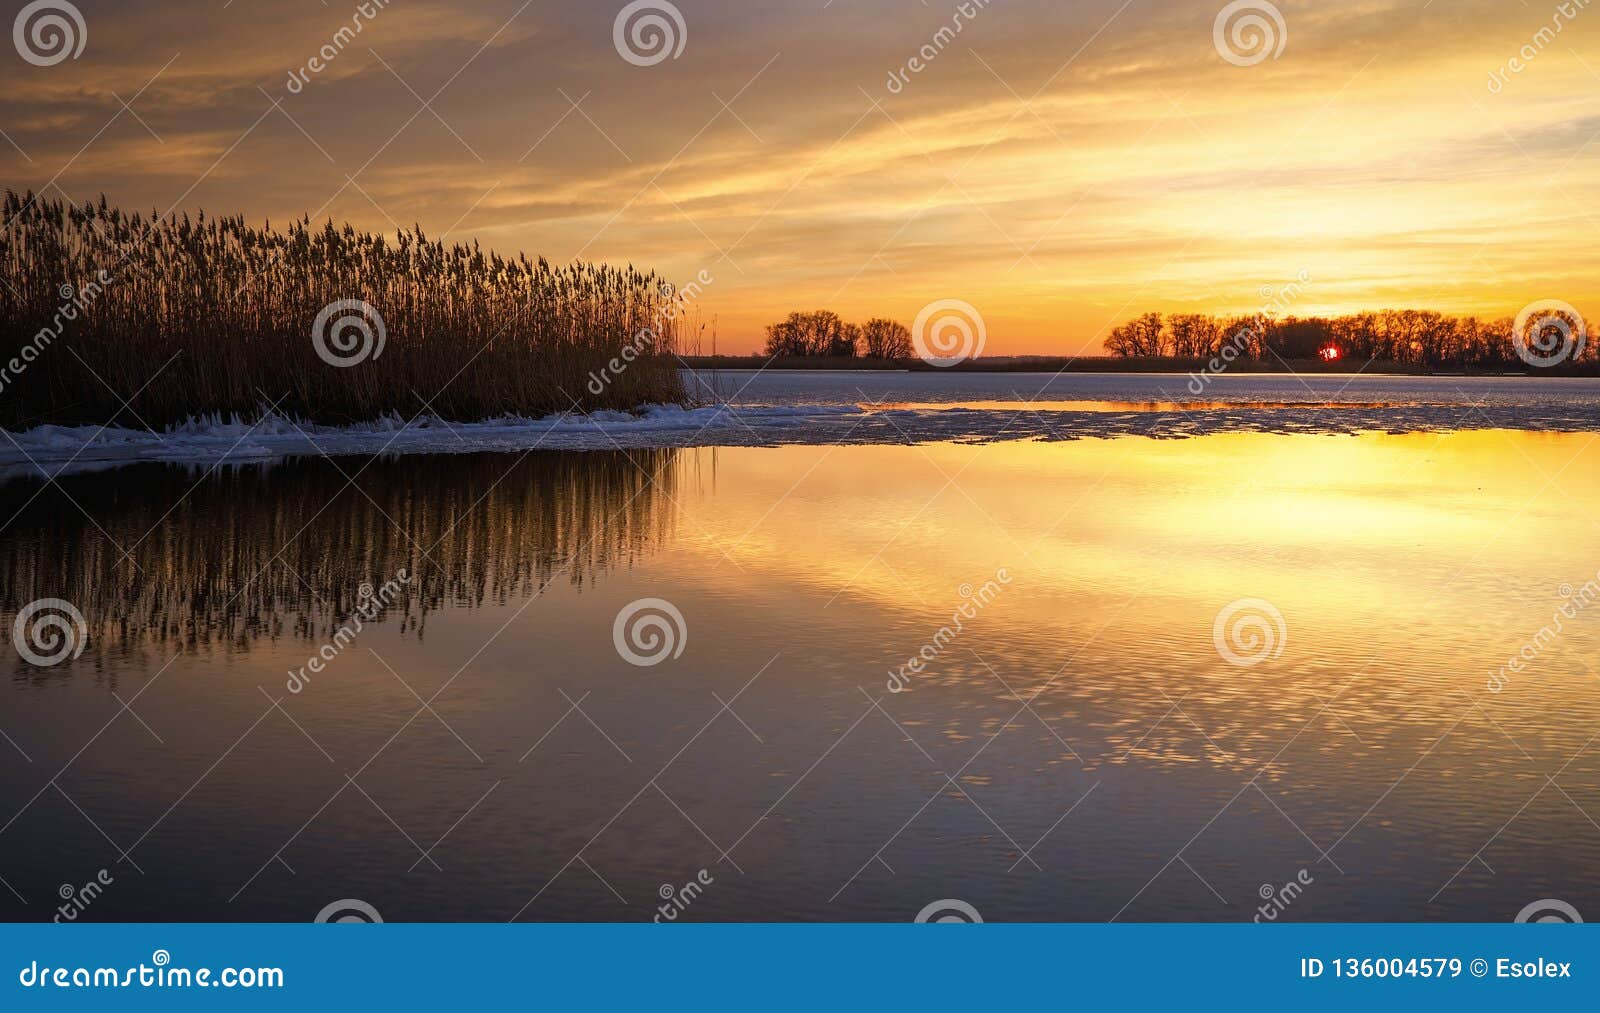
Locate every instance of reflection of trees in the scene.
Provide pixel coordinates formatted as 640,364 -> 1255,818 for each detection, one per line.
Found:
0,449 -> 679,660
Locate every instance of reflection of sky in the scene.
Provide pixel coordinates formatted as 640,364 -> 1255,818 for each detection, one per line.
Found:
4,431 -> 1600,920
671,432 -> 1600,769
5,0 -> 1596,352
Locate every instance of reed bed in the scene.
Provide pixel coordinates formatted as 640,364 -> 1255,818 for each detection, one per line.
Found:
0,191 -> 688,429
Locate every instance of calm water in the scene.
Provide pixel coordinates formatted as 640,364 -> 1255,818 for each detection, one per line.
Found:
3,379 -> 1600,922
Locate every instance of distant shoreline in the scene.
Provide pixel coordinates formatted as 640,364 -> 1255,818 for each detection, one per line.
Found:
680,355 -> 1594,377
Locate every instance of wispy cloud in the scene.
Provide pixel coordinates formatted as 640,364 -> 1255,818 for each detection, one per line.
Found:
1,0 -> 1595,352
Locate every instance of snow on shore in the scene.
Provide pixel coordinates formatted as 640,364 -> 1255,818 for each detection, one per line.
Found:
5,372 -> 1600,478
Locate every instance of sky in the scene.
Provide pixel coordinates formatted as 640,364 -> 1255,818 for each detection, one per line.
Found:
1,0 -> 1596,354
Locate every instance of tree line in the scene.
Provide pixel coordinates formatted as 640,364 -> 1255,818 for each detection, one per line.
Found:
1106,309 -> 1595,367
754,305 -> 1595,368
762,310 -> 914,359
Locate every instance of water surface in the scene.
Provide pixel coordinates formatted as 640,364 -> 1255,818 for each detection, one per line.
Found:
2,416 -> 1598,922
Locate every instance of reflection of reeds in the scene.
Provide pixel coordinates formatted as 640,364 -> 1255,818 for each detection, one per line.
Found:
0,191 -> 686,429
0,449 -> 678,662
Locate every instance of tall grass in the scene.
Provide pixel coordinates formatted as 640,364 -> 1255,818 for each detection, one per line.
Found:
0,191 -> 688,429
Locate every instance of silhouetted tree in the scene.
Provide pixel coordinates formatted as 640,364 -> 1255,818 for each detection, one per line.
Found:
1168,314 -> 1222,357
1105,308 -> 1595,369
831,322 -> 861,357
1105,312 -> 1167,356
860,317 -> 913,359
763,310 -> 853,357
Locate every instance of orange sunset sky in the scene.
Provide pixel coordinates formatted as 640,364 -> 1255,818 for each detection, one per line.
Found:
1,0 -> 1596,354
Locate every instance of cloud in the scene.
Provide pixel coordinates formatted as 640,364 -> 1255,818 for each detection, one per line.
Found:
1,0 -> 1594,351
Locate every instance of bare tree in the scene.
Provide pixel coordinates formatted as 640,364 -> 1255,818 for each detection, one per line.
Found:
763,310 -> 849,356
1105,312 -> 1167,356
860,318 -> 913,359
763,313 -> 809,356
1105,308 -> 1595,368
1168,314 -> 1222,357
763,311 -> 863,356
832,322 -> 861,357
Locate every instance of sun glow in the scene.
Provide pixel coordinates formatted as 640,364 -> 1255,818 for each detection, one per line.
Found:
1,2 -> 1594,354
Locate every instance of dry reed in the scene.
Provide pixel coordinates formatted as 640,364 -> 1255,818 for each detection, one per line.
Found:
0,191 -> 688,429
